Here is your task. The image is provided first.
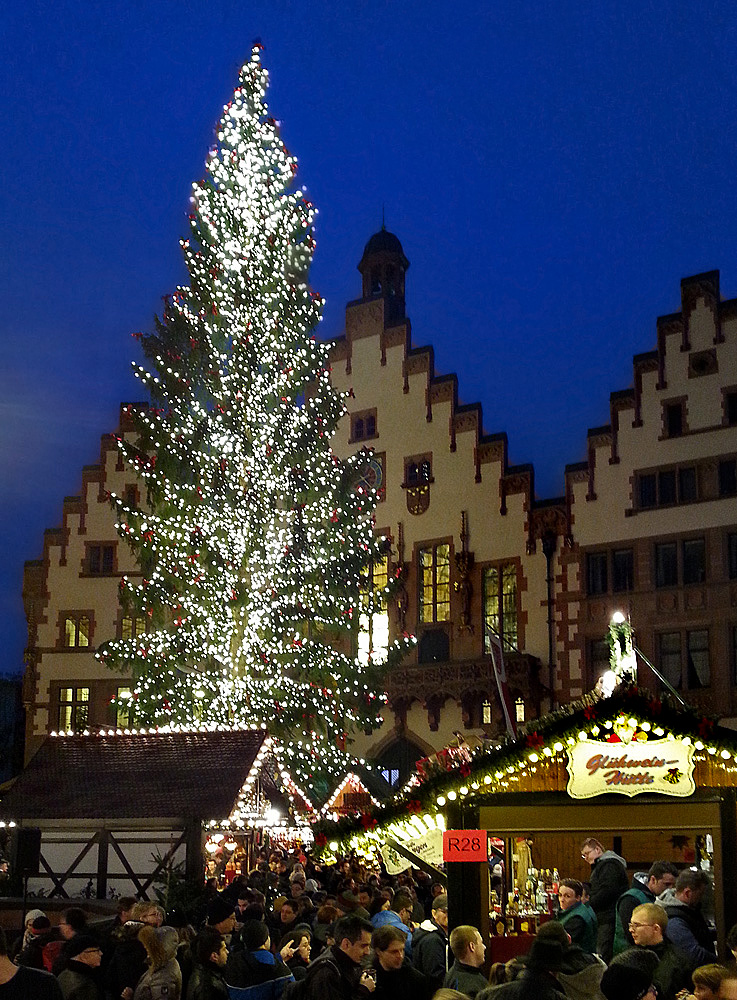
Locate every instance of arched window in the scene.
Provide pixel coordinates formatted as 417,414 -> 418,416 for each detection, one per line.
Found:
375,736 -> 425,788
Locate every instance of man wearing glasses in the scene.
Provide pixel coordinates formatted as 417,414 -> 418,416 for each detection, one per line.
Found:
627,902 -> 691,1000
580,838 -> 629,962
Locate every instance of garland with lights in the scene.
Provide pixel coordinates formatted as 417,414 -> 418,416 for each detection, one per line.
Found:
96,44 -> 411,791
315,685 -> 736,846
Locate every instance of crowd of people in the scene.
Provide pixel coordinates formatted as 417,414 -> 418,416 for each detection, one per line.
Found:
1,837 -> 737,1000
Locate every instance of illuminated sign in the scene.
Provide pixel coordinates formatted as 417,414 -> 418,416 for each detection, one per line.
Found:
566,738 -> 695,799
383,828 -> 444,874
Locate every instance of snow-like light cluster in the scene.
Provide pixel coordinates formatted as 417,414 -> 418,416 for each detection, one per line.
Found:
96,45 -> 412,791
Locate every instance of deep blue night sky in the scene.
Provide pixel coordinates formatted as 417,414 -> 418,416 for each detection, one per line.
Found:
4,1 -> 737,676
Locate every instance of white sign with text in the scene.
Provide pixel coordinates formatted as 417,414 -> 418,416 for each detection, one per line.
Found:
566,738 -> 695,799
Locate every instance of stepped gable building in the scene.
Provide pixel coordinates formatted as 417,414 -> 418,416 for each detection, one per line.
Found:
20,234 -> 737,784
560,270 -> 737,712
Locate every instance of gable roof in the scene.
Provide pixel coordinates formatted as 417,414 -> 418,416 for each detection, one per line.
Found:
0,729 -> 267,822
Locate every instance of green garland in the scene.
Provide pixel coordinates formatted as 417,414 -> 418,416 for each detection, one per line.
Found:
314,684 -> 728,845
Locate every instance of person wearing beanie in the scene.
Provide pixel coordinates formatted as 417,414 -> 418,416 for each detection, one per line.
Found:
477,935 -> 566,1000
224,920 -> 293,989
412,893 -> 449,991
130,926 -> 182,1000
601,948 -> 659,1000
15,916 -> 60,971
57,936 -> 104,1000
11,908 -> 47,959
206,895 -> 237,937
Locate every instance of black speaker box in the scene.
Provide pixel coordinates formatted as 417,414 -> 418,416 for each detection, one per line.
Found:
10,827 -> 41,877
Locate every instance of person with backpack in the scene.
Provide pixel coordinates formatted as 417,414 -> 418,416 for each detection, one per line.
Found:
412,894 -> 449,992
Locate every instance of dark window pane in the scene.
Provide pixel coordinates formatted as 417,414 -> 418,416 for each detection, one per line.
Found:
612,549 -> 633,592
365,414 -> 376,437
727,392 -> 737,426
719,460 -> 737,497
417,629 -> 449,663
655,543 -> 677,587
666,403 -> 683,437
659,632 -> 682,688
88,546 -> 101,574
101,546 -> 114,574
639,475 -> 656,508
678,467 -> 697,503
682,538 -> 705,585
686,630 -> 709,688
729,534 -> 737,580
586,553 -> 608,595
658,470 -> 676,505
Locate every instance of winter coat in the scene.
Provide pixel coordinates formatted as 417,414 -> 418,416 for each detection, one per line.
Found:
659,889 -> 716,973
185,962 -> 229,1000
106,922 -> 149,998
302,944 -> 371,1000
16,927 -> 64,971
57,960 -> 104,1000
373,959 -> 433,1000
133,956 -> 182,1000
556,946 -> 606,1000
589,851 -> 629,926
443,959 -> 489,997
411,919 -> 448,991
226,949 -> 293,989
557,901 -> 598,954
0,965 -> 65,999
640,941 -> 692,1000
479,968 -> 566,1000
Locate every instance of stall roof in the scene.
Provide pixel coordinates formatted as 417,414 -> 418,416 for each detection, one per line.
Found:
318,685 -> 737,844
0,729 -> 268,821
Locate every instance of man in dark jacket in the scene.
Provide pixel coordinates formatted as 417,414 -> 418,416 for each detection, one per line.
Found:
56,936 -> 104,1000
660,869 -> 716,974
613,861 -> 678,955
303,914 -> 376,1000
186,928 -> 229,1000
371,926 -> 432,1000
411,893 -> 448,991
627,903 -> 691,1000
443,926 -> 488,998
581,837 -> 629,962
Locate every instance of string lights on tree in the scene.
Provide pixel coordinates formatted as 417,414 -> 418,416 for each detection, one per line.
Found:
97,44 -> 410,791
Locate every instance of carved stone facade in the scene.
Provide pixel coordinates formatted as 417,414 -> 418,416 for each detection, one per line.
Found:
20,240 -> 737,788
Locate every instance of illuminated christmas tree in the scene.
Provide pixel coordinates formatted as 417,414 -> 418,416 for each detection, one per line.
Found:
98,45 -> 409,783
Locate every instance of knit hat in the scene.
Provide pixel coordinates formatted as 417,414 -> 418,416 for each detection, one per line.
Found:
25,909 -> 46,925
336,890 -> 359,912
31,916 -> 51,934
207,895 -> 236,926
241,920 -> 270,951
525,937 -> 565,973
67,935 -> 101,959
601,948 -> 659,1000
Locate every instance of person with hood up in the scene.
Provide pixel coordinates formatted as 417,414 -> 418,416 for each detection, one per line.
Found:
580,838 -> 629,962
412,893 -> 449,992
477,935 -> 567,1000
660,869 -> 716,974
534,920 -> 606,1000
130,925 -> 182,1000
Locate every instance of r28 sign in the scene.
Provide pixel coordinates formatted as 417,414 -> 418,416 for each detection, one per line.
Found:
442,829 -> 488,862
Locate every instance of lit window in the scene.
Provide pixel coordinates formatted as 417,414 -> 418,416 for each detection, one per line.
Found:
58,686 -> 90,730
482,700 -> 492,725
381,768 -> 400,787
358,554 -> 389,666
64,615 -> 90,648
484,563 -> 518,651
115,687 -> 133,727
121,615 -> 147,640
419,544 -> 450,623
515,697 -> 525,723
